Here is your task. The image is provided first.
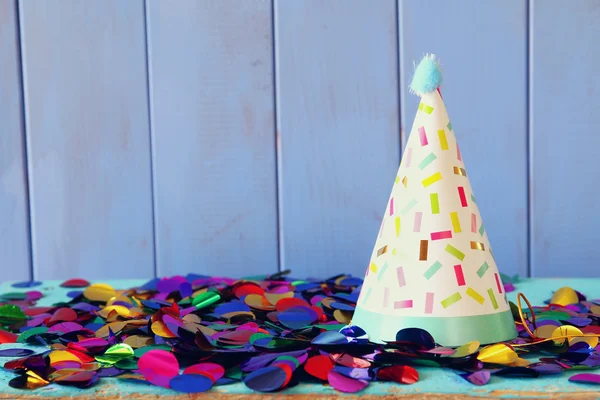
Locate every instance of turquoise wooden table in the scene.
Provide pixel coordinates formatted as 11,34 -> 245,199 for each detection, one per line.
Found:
1,278 -> 600,399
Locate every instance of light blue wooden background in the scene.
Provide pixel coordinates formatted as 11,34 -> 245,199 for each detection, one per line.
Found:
1,0 -> 598,282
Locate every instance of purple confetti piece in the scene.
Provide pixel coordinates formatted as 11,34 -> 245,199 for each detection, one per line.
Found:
327,370 -> 369,393
67,290 -> 83,298
170,374 -> 213,393
48,322 -> 83,334
460,370 -> 490,386
334,365 -> 372,381
0,349 -> 35,357
157,276 -> 188,294
565,317 -> 592,327
179,282 -> 193,299
25,291 -> 43,301
243,366 -> 288,392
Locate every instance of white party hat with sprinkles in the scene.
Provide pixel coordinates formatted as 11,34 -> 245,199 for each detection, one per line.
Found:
352,54 -> 517,347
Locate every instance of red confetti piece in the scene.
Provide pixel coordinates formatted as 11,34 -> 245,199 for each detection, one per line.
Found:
0,329 -> 18,344
183,363 -> 225,383
376,365 -> 419,384
275,297 -> 310,312
304,355 -> 334,380
60,278 -> 90,288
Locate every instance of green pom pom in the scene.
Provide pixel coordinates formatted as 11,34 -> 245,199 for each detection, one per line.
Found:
410,54 -> 442,96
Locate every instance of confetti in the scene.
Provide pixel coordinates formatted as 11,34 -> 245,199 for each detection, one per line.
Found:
418,126 -> 428,146
418,152 -> 437,170
437,130 -> 449,150
430,230 -> 452,240
413,212 -> 423,232
450,212 -> 461,233
422,172 -> 442,188
430,193 -> 440,214
457,186 -> 468,207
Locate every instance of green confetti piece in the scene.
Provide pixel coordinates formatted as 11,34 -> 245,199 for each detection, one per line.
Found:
0,292 -> 28,301
477,262 -> 490,278
441,292 -> 462,309
275,355 -> 301,369
313,324 -> 346,331
401,199 -> 417,215
192,291 -> 221,309
225,366 -> 243,380
479,223 -> 485,236
0,304 -> 27,324
445,244 -> 465,261
447,121 -> 453,130
418,152 -> 437,171
17,327 -> 48,343
430,193 -> 440,214
133,344 -> 172,358
96,343 -> 134,365
114,358 -> 138,370
377,263 -> 389,281
249,333 -> 272,345
207,323 -> 237,331
471,194 -> 476,203
423,261 -> 443,280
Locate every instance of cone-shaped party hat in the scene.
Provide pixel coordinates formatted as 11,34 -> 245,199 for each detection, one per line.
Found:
352,55 -> 517,346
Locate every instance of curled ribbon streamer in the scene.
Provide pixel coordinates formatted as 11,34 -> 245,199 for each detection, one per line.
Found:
512,292 -> 600,348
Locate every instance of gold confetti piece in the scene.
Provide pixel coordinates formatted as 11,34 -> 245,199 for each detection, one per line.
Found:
83,283 -> 117,302
244,294 -> 276,311
333,309 -> 353,324
222,311 -> 256,324
453,166 -> 467,176
470,241 -> 485,251
532,325 -> 556,339
124,335 -> 154,349
419,240 -> 428,261
370,262 -> 378,273
95,321 -> 127,338
550,286 -> 579,306
151,321 -> 177,338
402,176 -> 408,188
450,212 -> 461,232
106,295 -> 141,308
264,291 -> 294,305
510,358 -> 532,367
377,245 -> 388,257
477,343 -> 518,364
551,325 -> 583,345
449,341 -> 480,358
98,305 -> 131,319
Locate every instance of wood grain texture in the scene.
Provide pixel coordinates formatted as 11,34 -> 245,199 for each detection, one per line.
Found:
275,0 -> 400,279
0,0 -> 31,282
401,0 -> 528,278
531,0 -> 600,277
19,0 -> 154,280
147,0 -> 279,277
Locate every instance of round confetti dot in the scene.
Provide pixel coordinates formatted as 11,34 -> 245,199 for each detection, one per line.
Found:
243,366 -> 288,392
170,374 -> 214,393
11,281 -> 42,288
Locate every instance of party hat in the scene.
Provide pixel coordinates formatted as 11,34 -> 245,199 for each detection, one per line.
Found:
352,55 -> 517,347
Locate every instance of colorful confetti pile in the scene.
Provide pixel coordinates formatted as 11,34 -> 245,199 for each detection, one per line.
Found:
1,273 -> 600,394
0,273 -> 600,393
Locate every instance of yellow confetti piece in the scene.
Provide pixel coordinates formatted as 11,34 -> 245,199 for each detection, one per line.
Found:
438,130 -> 449,150
370,262 -> 378,273
550,287 -> 579,306
49,350 -> 82,366
95,321 -> 127,338
333,309 -> 353,324
430,193 -> 440,214
422,172 -> 442,188
477,344 -> 518,364
83,283 -> 117,303
441,292 -> 461,308
395,216 -> 400,236
510,358 -> 532,367
151,321 -> 177,338
450,212 -> 461,233
124,335 -> 154,349
395,176 -> 400,184
466,287 -> 484,305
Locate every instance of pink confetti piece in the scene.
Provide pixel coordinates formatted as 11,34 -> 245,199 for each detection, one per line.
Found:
383,287 -> 389,308
394,300 -> 413,309
396,267 -> 406,287
458,187 -> 468,207
430,230 -> 452,240
495,273 -> 503,294
457,142 -> 462,161
454,265 -> 466,286
424,293 -> 434,314
471,213 -> 477,233
418,127 -> 428,146
405,148 -> 412,168
389,198 -> 394,216
413,212 -> 422,232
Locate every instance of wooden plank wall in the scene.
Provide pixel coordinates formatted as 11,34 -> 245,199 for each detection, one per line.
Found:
0,0 -> 598,281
